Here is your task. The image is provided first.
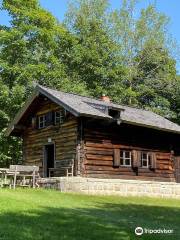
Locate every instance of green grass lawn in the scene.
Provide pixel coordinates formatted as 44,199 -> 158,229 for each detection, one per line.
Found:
0,189 -> 179,240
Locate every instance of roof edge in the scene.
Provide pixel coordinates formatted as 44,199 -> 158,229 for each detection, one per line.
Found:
122,119 -> 180,135
5,88 -> 39,137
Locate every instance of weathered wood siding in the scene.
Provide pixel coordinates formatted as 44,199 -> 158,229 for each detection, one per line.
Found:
82,119 -> 176,182
22,100 -> 78,176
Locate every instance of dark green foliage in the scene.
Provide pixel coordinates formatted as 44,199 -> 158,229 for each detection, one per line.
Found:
134,44 -> 177,117
64,0 -> 125,97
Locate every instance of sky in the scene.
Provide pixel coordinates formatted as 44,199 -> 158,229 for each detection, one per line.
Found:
0,0 -> 180,71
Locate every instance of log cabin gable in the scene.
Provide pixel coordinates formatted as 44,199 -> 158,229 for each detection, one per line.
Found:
6,88 -> 80,137
9,94 -> 74,136
30,98 -> 68,130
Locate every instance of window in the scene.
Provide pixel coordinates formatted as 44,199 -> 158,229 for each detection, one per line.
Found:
38,115 -> 46,129
141,152 -> 151,168
120,150 -> 132,166
55,110 -> 65,125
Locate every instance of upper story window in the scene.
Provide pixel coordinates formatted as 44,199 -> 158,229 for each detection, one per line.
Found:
38,115 -> 46,129
37,110 -> 66,129
141,152 -> 151,168
120,150 -> 132,167
55,110 -> 65,125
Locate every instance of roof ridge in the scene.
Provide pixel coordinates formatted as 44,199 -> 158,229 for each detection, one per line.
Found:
37,85 -> 180,127
37,84 -> 154,113
38,84 -> 108,103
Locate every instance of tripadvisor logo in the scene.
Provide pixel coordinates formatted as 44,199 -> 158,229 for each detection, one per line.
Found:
135,227 -> 143,236
135,226 -> 174,236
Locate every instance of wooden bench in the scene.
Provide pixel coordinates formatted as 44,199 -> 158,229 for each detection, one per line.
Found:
49,159 -> 74,177
7,165 -> 40,189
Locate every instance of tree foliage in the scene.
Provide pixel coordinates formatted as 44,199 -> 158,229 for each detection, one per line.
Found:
0,0 -> 88,166
0,0 -> 179,165
64,0 -> 125,97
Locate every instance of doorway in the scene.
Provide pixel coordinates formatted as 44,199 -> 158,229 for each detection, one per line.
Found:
44,144 -> 55,177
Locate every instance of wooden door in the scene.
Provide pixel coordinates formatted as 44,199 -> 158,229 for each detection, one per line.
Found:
174,157 -> 180,183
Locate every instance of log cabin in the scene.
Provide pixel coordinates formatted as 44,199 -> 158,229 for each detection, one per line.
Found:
6,85 -> 180,182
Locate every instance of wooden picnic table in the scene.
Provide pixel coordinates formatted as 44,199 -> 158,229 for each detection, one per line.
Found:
0,165 -> 39,189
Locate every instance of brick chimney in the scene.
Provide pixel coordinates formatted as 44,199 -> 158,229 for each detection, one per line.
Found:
100,94 -> 110,103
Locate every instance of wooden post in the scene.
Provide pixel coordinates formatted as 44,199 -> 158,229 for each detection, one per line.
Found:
23,175 -> 26,186
13,166 -> 17,190
4,173 -> 7,185
72,161 -> 74,177
32,168 -> 35,188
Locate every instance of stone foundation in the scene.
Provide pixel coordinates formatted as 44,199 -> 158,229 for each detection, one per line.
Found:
37,177 -> 180,199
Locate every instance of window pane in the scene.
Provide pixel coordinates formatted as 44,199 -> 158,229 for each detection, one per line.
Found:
125,159 -> 130,166
142,160 -> 147,167
39,115 -> 46,129
125,151 -> 130,158
55,110 -> 64,124
142,153 -> 147,159
120,151 -> 123,158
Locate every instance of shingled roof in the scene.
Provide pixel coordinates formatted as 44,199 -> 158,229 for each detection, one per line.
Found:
6,84 -> 180,136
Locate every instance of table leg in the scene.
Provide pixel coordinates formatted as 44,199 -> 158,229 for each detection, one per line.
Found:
13,173 -> 17,190
0,173 -> 3,187
23,176 -> 26,185
32,172 -> 35,188
4,174 -> 7,185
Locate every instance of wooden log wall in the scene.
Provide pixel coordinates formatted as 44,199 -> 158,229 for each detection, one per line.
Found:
22,100 -> 78,176
82,120 -> 176,182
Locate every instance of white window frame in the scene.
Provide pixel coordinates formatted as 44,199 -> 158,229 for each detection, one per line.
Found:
55,110 -> 65,125
38,115 -> 46,129
141,152 -> 151,168
120,150 -> 132,167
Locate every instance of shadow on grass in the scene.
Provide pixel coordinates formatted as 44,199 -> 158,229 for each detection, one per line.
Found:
0,201 -> 179,240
